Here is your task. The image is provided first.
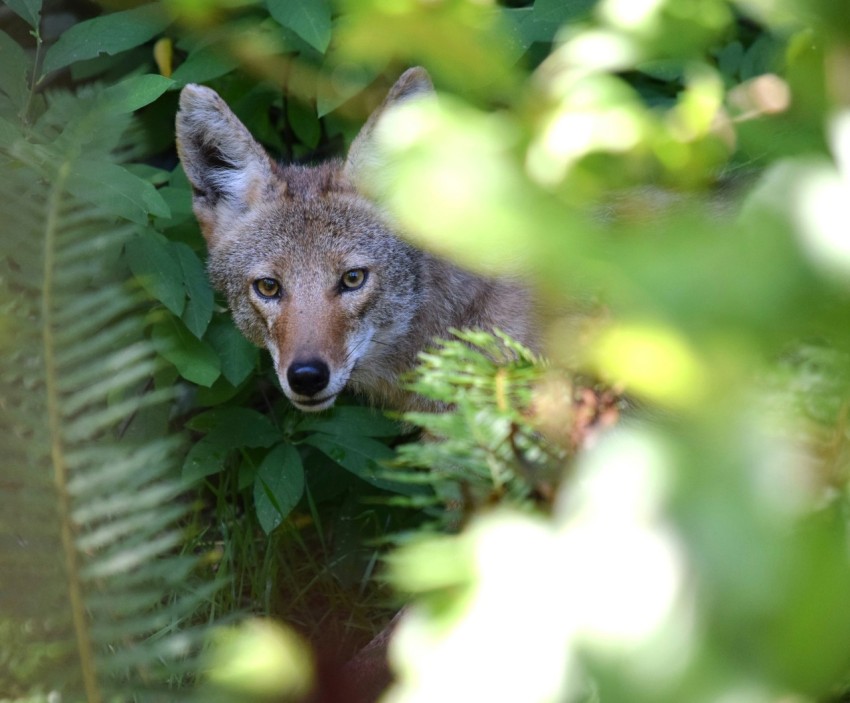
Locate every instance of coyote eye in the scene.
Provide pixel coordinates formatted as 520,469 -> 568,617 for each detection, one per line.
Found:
340,268 -> 368,291
254,277 -> 281,299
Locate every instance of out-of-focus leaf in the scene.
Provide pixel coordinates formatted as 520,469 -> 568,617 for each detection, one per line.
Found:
335,0 -> 519,97
316,61 -> 381,117
504,0 -> 596,48
204,619 -> 314,699
740,33 -> 782,80
715,40 -> 745,80
266,0 -> 332,53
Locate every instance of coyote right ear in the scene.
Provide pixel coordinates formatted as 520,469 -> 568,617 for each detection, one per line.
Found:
175,84 -> 277,244
344,67 -> 435,186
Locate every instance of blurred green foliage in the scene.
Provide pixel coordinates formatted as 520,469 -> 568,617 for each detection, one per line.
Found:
3,0 -> 850,700
0,20 -> 215,698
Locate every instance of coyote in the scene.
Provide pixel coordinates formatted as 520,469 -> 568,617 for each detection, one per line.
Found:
176,68 -> 535,413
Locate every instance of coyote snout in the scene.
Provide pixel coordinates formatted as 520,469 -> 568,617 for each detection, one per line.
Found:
280,355 -> 338,412
176,68 -> 536,413
287,359 -> 330,404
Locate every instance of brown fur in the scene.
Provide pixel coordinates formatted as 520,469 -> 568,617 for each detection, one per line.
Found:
176,68 -> 536,413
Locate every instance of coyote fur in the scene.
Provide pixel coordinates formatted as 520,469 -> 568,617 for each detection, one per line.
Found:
176,68 -> 535,413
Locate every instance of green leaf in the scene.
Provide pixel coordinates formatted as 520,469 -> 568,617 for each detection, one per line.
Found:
740,34 -> 782,81
170,43 -> 240,86
287,99 -> 321,149
297,405 -> 402,438
156,186 -> 195,227
181,435 -> 233,483
502,7 -> 537,55
194,375 -> 242,407
183,407 -> 281,482
639,59 -> 687,83
4,0 -> 41,28
317,62 -> 380,117
32,90 -> 131,157
304,433 -> 411,493
0,30 -> 31,110
173,243 -> 213,338
170,162 -> 190,188
124,163 -> 170,186
151,315 -> 220,387
186,406 -> 281,444
99,74 -> 174,114
126,230 -> 186,316
715,41 -> 745,81
67,160 -> 171,225
254,443 -> 305,534
0,114 -> 19,150
266,0 -> 332,53
205,316 -> 259,387
532,0 -> 596,36
41,3 -> 171,76
504,0 -> 595,47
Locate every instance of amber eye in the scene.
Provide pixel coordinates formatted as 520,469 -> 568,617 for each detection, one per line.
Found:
254,277 -> 281,299
340,268 -> 368,291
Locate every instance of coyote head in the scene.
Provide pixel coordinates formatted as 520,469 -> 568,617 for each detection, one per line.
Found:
175,69 -> 433,412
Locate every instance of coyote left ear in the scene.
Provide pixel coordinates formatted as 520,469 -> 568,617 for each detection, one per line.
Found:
175,84 -> 277,245
344,67 -> 434,184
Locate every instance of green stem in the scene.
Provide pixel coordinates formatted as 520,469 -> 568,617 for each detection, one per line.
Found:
21,26 -> 43,126
43,160 -> 102,703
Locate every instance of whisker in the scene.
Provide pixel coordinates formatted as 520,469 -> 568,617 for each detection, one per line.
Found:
343,333 -> 373,365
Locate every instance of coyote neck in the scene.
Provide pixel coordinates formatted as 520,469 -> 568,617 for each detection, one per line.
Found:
354,255 -> 535,413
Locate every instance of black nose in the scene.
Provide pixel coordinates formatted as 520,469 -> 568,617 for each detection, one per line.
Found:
287,359 -> 330,397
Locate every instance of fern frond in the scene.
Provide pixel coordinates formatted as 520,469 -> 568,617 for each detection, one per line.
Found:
0,85 -> 212,699
393,330 -> 569,530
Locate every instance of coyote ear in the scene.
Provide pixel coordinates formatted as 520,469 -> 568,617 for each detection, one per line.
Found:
344,67 -> 434,184
175,84 -> 276,243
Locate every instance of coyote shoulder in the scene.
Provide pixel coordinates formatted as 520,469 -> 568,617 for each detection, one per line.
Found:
175,68 -> 536,413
